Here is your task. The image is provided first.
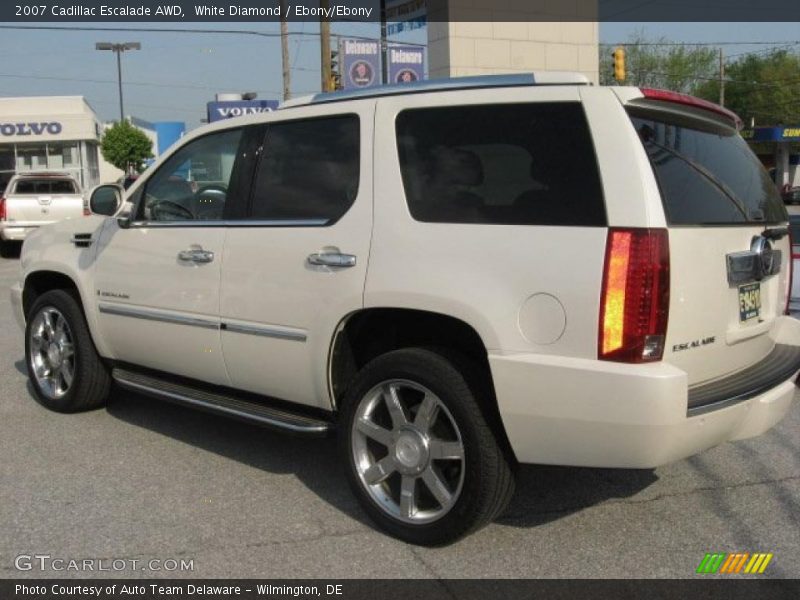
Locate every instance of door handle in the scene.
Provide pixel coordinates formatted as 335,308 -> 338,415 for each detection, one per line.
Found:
178,248 -> 215,263
307,252 -> 356,268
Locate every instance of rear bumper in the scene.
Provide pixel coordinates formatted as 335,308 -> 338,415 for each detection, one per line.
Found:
490,316 -> 800,468
0,226 -> 36,241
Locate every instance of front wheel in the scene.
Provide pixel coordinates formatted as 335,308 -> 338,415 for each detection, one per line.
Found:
339,348 -> 515,545
25,289 -> 111,412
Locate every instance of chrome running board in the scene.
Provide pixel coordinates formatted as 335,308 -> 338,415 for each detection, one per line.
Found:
112,368 -> 332,436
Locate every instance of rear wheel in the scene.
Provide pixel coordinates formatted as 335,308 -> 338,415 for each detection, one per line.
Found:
339,348 -> 515,545
25,289 -> 111,412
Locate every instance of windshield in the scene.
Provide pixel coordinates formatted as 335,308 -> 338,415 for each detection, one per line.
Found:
629,111 -> 786,225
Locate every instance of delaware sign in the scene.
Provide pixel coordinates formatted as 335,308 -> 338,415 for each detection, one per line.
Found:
388,45 -> 425,84
341,38 -> 381,90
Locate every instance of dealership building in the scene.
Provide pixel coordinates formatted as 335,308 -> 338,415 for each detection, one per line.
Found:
0,96 -> 186,192
0,96 -> 105,192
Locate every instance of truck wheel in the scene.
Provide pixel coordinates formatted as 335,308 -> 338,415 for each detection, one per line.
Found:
339,348 -> 515,545
25,289 -> 111,412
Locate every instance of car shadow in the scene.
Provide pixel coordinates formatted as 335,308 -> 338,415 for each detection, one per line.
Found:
499,464 -> 657,528
105,387 -> 372,527
105,386 -> 658,530
14,359 -> 26,376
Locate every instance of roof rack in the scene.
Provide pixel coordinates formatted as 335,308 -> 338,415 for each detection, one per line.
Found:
280,72 -> 591,109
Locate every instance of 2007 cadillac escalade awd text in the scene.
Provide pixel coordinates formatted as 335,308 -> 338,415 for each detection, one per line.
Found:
11,74 -> 800,545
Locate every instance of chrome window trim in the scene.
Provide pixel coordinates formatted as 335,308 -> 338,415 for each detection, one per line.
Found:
222,322 -> 307,342
123,219 -> 329,228
98,303 -> 219,330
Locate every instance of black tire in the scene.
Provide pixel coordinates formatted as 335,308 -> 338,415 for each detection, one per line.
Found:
339,347 -> 515,545
25,289 -> 111,412
0,240 -> 18,258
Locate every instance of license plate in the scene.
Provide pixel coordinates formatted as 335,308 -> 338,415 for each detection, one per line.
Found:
739,282 -> 761,322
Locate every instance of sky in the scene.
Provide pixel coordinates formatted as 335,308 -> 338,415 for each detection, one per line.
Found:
1,21 -> 798,129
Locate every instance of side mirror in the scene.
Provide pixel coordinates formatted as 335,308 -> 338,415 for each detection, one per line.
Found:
88,184 -> 124,217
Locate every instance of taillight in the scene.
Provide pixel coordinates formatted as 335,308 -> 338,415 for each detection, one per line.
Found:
0,197 -> 6,221
599,228 -> 670,363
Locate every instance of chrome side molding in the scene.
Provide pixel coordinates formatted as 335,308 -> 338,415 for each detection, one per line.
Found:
222,322 -> 307,342
98,303 -> 308,342
98,304 -> 219,330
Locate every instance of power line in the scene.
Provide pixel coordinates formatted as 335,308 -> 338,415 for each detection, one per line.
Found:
627,69 -> 800,89
723,43 -> 800,62
605,40 -> 800,47
0,24 -> 427,47
0,71 -> 283,95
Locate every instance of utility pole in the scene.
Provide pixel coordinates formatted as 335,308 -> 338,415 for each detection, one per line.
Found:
320,0 -> 331,92
380,0 -> 388,84
719,47 -> 725,107
280,0 -> 290,101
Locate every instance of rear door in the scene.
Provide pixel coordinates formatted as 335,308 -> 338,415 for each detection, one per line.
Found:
625,100 -> 790,386
219,104 -> 373,410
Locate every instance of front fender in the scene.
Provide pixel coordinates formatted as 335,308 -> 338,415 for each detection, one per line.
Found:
20,217 -> 114,359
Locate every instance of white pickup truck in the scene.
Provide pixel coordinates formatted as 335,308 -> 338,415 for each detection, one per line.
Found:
0,172 -> 84,256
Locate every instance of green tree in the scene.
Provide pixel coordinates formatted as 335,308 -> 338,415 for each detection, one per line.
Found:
694,49 -> 800,127
101,120 -> 153,173
600,32 -> 717,94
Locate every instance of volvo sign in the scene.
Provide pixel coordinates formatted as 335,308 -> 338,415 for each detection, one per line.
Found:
0,122 -> 63,136
206,100 -> 279,123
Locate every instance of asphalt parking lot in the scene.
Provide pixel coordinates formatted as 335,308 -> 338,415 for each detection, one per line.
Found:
1,250 -> 798,579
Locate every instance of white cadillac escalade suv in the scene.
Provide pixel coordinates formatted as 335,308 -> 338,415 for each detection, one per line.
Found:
10,74 -> 800,545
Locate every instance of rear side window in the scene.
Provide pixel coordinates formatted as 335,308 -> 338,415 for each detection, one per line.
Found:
630,112 -> 786,225
249,115 -> 360,223
395,103 -> 605,226
14,179 -> 76,194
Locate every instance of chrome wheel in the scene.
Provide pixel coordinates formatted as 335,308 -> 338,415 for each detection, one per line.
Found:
28,307 -> 76,400
351,379 -> 465,524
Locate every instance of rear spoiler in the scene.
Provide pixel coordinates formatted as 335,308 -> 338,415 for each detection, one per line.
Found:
634,88 -> 743,131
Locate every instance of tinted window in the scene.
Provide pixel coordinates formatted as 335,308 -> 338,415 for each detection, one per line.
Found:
139,128 -> 243,222
14,179 -> 76,194
250,115 -> 360,223
51,179 -> 76,193
630,113 -> 785,225
395,103 -> 605,226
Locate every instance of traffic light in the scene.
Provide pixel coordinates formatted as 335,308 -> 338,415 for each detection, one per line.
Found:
612,46 -> 626,82
330,49 -> 342,91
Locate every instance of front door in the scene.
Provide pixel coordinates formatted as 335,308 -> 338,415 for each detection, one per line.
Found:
94,126 -> 246,386
220,106 -> 374,409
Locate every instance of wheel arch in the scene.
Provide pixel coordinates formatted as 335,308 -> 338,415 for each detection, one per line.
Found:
328,307 -> 514,460
23,270 -> 81,317
22,268 -> 111,359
